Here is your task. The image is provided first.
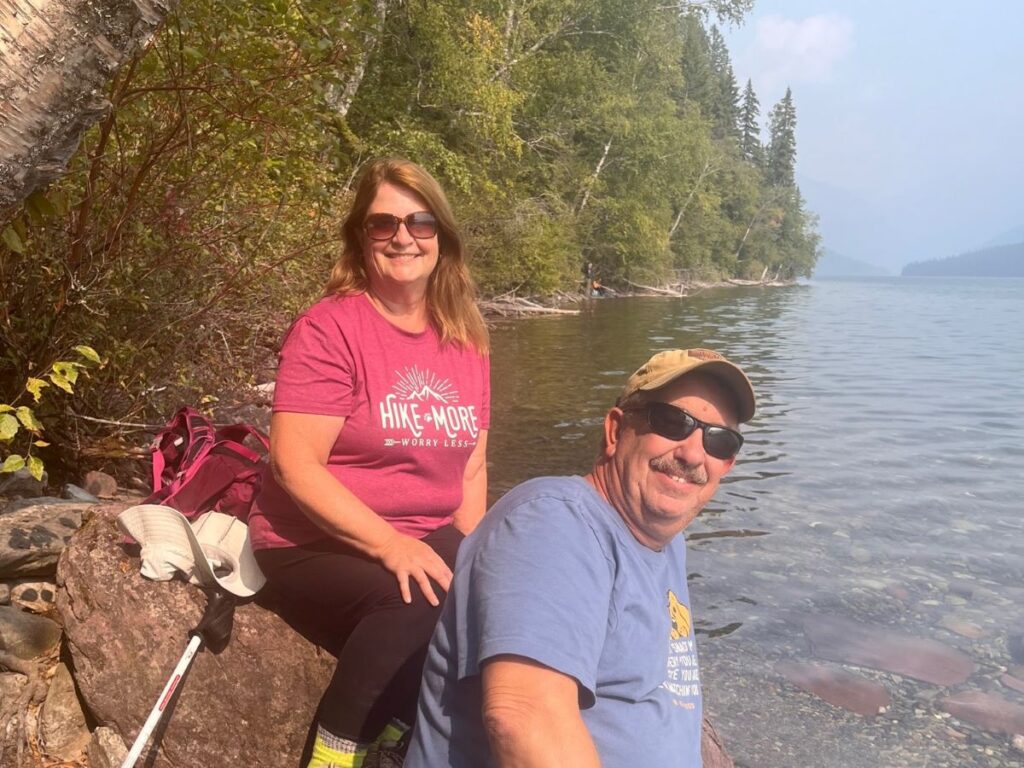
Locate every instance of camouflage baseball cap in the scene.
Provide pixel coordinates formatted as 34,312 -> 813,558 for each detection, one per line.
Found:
618,348 -> 756,423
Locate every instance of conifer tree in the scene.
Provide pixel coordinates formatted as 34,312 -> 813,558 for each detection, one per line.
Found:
766,87 -> 797,187
739,79 -> 763,165
707,26 -> 739,140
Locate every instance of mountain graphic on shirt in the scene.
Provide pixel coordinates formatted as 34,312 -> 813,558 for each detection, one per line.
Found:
405,385 -> 450,402
392,365 -> 460,404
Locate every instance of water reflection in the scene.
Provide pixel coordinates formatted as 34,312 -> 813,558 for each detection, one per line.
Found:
488,279 -> 1024,767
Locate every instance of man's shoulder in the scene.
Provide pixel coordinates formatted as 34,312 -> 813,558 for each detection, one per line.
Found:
491,476 -> 602,518
476,475 -> 618,549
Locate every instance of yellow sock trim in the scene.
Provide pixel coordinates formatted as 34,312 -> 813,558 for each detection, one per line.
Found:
307,731 -> 368,768
376,721 -> 407,746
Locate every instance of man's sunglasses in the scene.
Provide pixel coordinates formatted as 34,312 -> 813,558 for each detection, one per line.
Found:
627,401 -> 744,460
364,212 -> 438,241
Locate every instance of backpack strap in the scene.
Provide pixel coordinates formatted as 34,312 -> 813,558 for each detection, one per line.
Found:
150,408 -> 216,494
216,423 -> 270,454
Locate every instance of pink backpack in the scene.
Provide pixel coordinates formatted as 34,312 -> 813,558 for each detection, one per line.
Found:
145,407 -> 269,521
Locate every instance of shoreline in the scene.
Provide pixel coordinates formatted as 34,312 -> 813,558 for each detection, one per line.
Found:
479,278 -> 798,318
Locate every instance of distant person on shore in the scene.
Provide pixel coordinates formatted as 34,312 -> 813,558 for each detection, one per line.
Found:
247,158 -> 490,768
406,348 -> 755,767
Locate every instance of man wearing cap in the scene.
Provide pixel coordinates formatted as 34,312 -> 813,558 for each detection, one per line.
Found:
405,348 -> 755,767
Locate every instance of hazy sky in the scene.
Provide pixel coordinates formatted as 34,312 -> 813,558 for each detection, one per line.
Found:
724,1 -> 1024,268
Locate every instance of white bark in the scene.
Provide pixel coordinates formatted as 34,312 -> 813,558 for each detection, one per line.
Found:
0,0 -> 178,220
576,136 -> 613,215
324,0 -> 389,119
669,157 -> 717,239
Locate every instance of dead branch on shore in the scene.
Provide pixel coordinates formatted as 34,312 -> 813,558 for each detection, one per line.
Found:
622,279 -> 688,297
479,296 -> 580,317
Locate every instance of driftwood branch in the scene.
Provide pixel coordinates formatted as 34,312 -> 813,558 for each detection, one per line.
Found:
623,278 -> 687,297
479,296 -> 580,317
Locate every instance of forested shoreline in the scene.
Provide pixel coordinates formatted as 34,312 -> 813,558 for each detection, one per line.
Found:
1,0 -> 818,478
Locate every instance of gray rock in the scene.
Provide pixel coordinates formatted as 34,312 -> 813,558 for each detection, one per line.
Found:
0,671 -> 26,704
0,582 -> 9,605
63,484 -> 101,503
3,495 -> 70,514
83,470 -> 118,499
57,511 -> 334,768
0,500 -> 87,577
701,717 -> 735,768
0,467 -> 48,498
0,604 -> 62,660
40,662 -> 91,761
87,727 -> 129,768
10,578 -> 58,614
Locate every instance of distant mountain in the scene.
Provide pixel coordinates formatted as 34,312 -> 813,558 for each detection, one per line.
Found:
982,224 -> 1024,249
814,248 -> 891,278
797,175 -> 917,272
902,242 -> 1024,277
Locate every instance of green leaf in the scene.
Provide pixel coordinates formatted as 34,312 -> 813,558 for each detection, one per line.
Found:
27,456 -> 44,481
73,345 -> 102,365
0,404 -> 13,413
53,361 -> 80,385
26,377 -> 48,402
16,407 -> 43,432
1,455 -> 26,473
28,191 -> 57,219
0,414 -> 18,441
2,226 -> 25,253
48,372 -> 73,393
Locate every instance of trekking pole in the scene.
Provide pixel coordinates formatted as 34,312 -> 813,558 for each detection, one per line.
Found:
121,587 -> 236,768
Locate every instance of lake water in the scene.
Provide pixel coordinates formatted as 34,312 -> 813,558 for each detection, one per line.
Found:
487,277 -> 1024,768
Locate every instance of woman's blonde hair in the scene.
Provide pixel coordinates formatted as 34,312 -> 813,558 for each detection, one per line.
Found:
326,158 -> 489,354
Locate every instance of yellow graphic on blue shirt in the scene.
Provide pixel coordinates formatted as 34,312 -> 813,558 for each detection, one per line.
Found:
662,590 -> 700,707
668,590 -> 692,639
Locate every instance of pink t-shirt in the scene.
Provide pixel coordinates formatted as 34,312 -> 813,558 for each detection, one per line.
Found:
248,293 -> 490,550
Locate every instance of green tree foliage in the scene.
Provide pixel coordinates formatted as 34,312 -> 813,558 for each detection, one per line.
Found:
738,79 -> 763,166
766,87 -> 798,188
0,0 -> 816,474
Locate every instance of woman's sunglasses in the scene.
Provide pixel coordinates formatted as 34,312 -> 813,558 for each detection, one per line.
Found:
364,212 -> 438,241
627,401 -> 744,460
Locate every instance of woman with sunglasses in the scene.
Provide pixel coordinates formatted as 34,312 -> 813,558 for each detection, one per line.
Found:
248,158 -> 490,768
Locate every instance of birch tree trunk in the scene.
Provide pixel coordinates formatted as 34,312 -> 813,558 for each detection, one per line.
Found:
324,0 -> 390,119
0,0 -> 178,221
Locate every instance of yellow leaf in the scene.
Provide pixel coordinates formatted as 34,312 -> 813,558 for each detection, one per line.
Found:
48,371 -> 73,393
74,345 -> 102,365
16,407 -> 43,432
26,378 -> 48,402
33,440 -> 50,447
0,404 -> 13,413
1,455 -> 25,473
27,456 -> 44,481
53,361 -> 80,385
0,414 -> 18,441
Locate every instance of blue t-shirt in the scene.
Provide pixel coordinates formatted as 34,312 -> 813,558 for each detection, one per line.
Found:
407,476 -> 703,767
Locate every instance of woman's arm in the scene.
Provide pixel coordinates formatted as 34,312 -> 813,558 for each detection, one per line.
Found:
452,429 -> 488,535
270,410 -> 453,605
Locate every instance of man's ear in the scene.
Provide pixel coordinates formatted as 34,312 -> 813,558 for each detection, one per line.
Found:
602,407 -> 625,459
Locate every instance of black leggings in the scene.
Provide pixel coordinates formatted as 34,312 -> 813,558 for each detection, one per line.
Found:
254,525 -> 463,741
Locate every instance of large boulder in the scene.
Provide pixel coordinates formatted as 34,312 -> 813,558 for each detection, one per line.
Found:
57,511 -> 334,768
0,499 -> 89,578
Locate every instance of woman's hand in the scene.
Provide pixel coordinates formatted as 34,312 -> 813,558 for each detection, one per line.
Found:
376,531 -> 454,606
